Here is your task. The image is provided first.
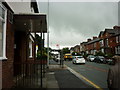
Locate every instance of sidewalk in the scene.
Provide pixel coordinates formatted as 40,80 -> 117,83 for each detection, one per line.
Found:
46,60 -> 96,89
12,60 -> 96,89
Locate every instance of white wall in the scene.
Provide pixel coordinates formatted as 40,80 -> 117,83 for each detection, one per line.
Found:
5,1 -> 32,14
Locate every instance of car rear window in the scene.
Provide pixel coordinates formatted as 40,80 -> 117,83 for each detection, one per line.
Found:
76,56 -> 83,58
90,56 -> 95,58
98,56 -> 104,58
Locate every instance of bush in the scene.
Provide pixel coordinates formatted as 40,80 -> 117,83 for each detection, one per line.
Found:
83,53 -> 89,58
105,53 -> 114,58
95,51 -> 105,56
37,50 -> 47,60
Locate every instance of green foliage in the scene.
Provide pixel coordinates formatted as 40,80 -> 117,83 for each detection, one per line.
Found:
95,51 -> 105,56
37,50 -> 47,60
37,47 -> 53,60
83,53 -> 89,58
35,34 -> 44,51
105,53 -> 114,58
62,47 -> 70,54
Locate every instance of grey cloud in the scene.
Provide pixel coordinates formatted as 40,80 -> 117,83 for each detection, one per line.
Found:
38,2 -> 118,48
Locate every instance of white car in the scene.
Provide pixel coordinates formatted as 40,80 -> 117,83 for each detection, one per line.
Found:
72,56 -> 85,64
87,55 -> 95,62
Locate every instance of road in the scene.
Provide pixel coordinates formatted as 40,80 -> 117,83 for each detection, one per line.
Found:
64,61 -> 112,88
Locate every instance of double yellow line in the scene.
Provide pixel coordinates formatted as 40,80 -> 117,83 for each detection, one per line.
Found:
65,65 -> 103,90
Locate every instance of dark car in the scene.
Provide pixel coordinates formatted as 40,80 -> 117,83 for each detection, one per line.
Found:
94,56 -> 106,63
106,58 -> 115,65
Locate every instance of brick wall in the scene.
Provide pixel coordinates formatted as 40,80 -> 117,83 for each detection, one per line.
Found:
2,10 -> 14,88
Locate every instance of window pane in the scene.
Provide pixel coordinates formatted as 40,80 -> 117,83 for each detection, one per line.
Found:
29,40 -> 32,57
0,20 -> 3,57
0,6 -> 5,19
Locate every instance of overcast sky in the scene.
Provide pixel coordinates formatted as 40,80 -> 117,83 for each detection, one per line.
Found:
37,1 -> 118,49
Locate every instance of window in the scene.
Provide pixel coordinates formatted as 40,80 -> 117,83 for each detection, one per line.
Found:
8,10 -> 13,24
104,38 -> 108,47
101,48 -> 104,53
29,39 -> 33,58
100,40 -> 104,47
115,46 -> 120,54
116,36 -> 118,43
116,35 -> 120,43
0,3 -> 7,59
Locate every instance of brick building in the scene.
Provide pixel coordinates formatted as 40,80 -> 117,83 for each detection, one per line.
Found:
0,1 -> 47,89
70,45 -> 80,54
85,37 -> 101,55
82,26 -> 120,56
80,42 -> 87,55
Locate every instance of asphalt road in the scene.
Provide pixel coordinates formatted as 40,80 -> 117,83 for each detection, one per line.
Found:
64,61 -> 112,88
54,69 -> 95,89
49,59 -> 96,89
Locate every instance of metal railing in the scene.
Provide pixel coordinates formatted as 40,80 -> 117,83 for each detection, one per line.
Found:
13,60 -> 47,88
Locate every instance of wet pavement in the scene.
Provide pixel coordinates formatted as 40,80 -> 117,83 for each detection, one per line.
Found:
47,59 -> 96,89
54,69 -> 94,88
12,59 -> 98,89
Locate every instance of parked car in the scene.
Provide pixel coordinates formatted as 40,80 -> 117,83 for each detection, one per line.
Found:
106,58 -> 115,65
72,56 -> 85,64
94,56 -> 106,63
87,55 -> 95,62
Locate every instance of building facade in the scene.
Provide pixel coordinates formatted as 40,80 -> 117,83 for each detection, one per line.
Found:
82,26 -> 120,56
0,1 -> 47,89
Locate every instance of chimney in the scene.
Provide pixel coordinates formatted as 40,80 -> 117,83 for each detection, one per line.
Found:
93,36 -> 97,40
113,26 -> 120,30
87,39 -> 91,42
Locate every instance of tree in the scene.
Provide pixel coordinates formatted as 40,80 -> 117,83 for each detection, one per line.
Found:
62,47 -> 70,54
95,51 -> 105,56
35,34 -> 44,51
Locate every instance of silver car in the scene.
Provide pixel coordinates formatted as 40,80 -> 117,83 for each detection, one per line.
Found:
87,55 -> 95,62
72,56 -> 85,64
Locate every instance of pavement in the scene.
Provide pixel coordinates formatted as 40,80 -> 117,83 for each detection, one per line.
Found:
12,60 -> 98,89
46,60 -> 97,89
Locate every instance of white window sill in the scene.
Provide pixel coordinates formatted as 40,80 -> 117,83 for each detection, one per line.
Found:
0,57 -> 7,60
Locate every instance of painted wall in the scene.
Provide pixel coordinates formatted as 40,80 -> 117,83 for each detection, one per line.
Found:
6,1 -> 32,14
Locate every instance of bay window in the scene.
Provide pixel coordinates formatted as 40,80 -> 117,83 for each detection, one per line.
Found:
0,3 -> 7,59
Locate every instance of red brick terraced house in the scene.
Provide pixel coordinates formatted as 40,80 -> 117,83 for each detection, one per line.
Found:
80,42 -> 87,55
85,37 -> 101,55
99,28 -> 120,55
0,1 -> 47,89
83,26 -> 120,56
74,45 -> 80,54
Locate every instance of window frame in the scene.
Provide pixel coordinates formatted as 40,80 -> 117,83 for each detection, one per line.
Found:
0,3 -> 7,60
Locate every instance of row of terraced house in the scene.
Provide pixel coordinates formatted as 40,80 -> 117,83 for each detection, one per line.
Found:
80,26 -> 120,56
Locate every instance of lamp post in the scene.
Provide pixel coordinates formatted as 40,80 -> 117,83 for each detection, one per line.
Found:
47,31 -> 49,68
